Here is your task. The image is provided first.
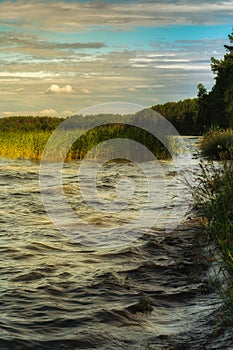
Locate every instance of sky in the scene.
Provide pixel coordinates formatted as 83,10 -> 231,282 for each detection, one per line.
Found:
0,0 -> 232,117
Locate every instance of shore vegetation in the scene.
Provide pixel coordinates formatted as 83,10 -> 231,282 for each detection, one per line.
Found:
196,159 -> 233,323
0,113 -> 171,161
200,127 -> 233,159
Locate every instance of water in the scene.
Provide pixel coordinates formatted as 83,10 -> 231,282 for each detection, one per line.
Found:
0,137 -> 232,349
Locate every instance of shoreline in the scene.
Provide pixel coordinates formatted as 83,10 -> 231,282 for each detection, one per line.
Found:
141,217 -> 232,349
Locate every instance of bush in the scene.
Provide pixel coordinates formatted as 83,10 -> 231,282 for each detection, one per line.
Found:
195,159 -> 233,321
200,127 -> 233,159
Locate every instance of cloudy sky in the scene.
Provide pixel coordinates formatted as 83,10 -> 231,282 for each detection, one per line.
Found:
0,0 -> 232,117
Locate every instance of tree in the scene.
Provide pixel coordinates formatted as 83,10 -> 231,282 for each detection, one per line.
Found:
196,83 -> 209,132
151,98 -> 198,135
198,29 -> 233,129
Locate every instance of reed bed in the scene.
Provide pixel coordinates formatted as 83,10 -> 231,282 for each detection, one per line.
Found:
195,159 -> 233,322
0,131 -> 51,160
0,123 -> 172,161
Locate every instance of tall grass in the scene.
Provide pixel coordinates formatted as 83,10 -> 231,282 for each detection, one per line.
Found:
0,129 -> 87,161
200,127 -> 233,159
0,131 -> 51,160
0,115 -> 176,161
0,125 -> 172,161
196,159 -> 233,322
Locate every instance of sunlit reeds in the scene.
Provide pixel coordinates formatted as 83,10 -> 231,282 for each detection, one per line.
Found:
0,120 -> 172,161
0,131 -> 51,160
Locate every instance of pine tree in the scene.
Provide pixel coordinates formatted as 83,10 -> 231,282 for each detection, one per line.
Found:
198,29 -> 233,128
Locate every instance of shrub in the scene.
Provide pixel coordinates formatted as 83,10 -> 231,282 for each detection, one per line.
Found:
200,127 -> 233,159
195,159 -> 233,321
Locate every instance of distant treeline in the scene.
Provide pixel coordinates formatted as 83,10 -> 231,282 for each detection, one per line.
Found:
0,98 -> 200,138
152,98 -> 199,135
0,116 -> 64,132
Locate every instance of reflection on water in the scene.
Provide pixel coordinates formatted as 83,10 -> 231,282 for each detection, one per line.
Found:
0,138 -> 232,349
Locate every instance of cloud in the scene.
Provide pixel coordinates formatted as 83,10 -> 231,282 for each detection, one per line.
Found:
2,109 -> 69,117
0,32 -> 106,51
45,84 -> 74,94
55,42 -> 106,50
61,110 -> 74,117
80,88 -> 91,94
127,87 -> 136,92
0,71 -> 59,79
14,87 -> 24,92
39,108 -> 58,116
3,111 -> 15,117
130,55 -> 210,70
0,87 -> 24,95
0,0 -> 232,32
0,32 -> 106,67
2,110 -> 38,117
128,37 -> 228,73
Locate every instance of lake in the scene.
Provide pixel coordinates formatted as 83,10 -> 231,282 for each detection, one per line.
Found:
0,137 -> 232,349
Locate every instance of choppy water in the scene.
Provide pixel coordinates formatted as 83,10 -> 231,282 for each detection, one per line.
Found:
0,137 -> 232,350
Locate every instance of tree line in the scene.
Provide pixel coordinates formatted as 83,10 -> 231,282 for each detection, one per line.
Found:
0,116 -> 64,132
151,98 -> 198,135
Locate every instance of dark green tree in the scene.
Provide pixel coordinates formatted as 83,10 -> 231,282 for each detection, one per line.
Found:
198,29 -> 233,129
151,98 -> 198,135
196,83 -> 209,132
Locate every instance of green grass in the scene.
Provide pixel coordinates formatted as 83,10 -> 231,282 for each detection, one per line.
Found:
196,159 -> 233,322
200,127 -> 233,159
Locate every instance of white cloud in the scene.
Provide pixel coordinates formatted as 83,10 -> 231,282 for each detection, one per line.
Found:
80,88 -> 91,94
2,111 -> 34,117
61,110 -> 74,117
45,84 -> 74,94
3,111 -> 15,117
157,63 -> 209,70
39,108 -> 58,116
0,71 -> 59,79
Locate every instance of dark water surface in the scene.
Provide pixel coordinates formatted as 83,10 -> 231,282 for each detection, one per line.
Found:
0,138 -> 232,349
